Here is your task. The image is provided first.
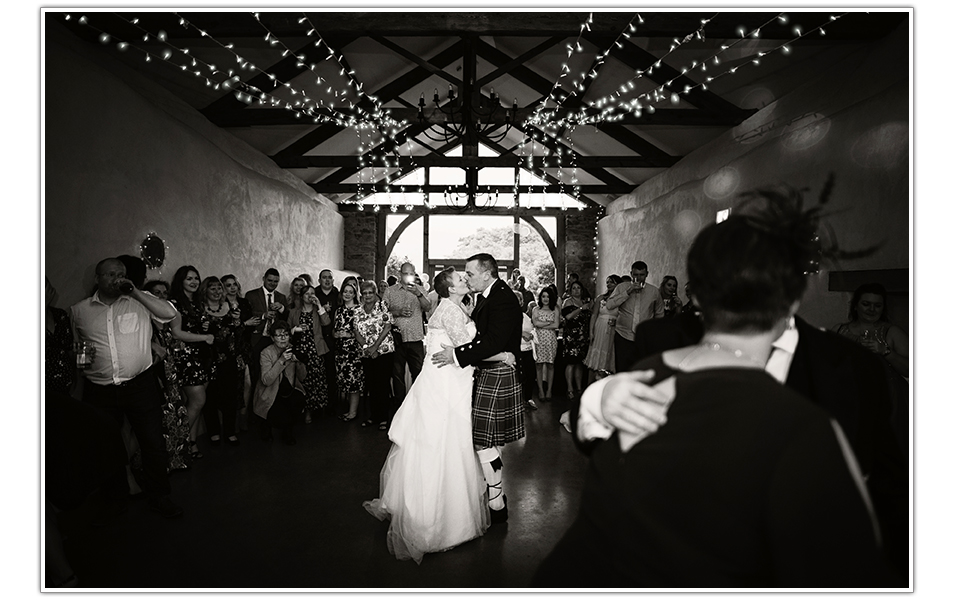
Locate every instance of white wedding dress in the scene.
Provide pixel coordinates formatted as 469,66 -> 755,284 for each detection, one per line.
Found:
363,299 -> 490,564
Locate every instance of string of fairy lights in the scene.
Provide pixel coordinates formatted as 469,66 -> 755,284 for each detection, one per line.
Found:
64,10 -> 852,213
526,12 -> 848,128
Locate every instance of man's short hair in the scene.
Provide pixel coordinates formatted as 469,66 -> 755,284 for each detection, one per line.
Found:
466,253 -> 499,278
632,261 -> 648,272
264,268 -> 280,279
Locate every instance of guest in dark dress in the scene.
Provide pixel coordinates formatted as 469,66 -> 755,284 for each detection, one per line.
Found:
333,280 -> 364,421
537,186 -> 899,588
45,277 -> 75,395
560,281 -> 592,399
221,274 -> 260,428
289,284 -> 332,422
168,265 -> 215,459
144,279 -> 191,471
659,275 -> 683,317
200,276 -> 245,446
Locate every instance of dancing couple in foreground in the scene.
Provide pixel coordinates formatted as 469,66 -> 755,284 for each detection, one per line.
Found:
363,253 -> 526,564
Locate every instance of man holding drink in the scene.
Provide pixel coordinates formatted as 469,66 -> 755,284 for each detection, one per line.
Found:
70,257 -> 184,519
604,261 -> 665,373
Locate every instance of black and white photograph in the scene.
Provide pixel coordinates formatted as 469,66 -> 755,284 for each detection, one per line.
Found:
25,2 -> 934,594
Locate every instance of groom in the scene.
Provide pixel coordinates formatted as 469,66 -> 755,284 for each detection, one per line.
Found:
432,253 -> 525,523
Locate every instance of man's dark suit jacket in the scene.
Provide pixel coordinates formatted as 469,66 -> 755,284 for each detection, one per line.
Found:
454,279 -> 523,367
573,314 -> 909,580
246,287 -> 288,347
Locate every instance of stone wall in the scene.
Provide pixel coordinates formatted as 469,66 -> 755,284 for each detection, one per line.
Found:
564,210 -> 600,295
596,23 -> 909,327
342,211 -> 378,279
45,20 -> 343,305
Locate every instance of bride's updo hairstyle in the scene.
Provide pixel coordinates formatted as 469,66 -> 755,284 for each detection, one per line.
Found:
433,267 -> 456,299
687,184 -> 828,334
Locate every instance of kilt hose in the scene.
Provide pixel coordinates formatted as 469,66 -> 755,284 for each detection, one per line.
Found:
471,363 -> 525,449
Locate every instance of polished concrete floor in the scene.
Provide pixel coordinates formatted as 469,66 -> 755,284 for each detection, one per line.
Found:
53,390 -> 589,590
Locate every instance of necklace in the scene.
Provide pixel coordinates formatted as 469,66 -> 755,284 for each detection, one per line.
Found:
677,341 -> 764,370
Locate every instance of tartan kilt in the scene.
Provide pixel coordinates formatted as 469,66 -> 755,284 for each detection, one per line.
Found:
471,364 -> 525,449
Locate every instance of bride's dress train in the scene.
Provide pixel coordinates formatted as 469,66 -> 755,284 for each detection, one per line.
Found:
363,301 -> 489,564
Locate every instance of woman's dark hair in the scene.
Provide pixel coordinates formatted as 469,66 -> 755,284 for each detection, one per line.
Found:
197,276 -> 222,307
848,283 -> 889,323
434,267 -> 456,299
338,280 -> 359,307
143,279 -> 169,295
270,320 -> 291,337
569,280 -> 591,302
169,265 -> 201,314
537,287 -> 557,310
297,273 -> 314,286
687,188 -> 820,333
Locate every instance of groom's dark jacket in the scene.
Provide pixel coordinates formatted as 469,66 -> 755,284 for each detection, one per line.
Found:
454,278 -> 523,367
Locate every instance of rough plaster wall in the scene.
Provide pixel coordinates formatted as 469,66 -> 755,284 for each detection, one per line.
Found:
44,21 -> 343,307
598,24 -> 909,330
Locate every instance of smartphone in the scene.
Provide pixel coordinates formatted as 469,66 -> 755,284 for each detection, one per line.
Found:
402,274 -> 415,285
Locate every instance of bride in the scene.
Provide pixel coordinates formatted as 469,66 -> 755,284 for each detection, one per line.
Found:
363,267 -> 517,564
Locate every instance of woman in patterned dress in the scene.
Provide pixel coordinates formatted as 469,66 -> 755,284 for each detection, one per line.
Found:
531,286 -> 561,400
289,284 -> 332,422
168,265 -> 215,459
200,276 -> 245,446
334,280 -> 364,421
561,281 -> 593,399
45,277 -> 75,395
353,281 -> 395,430
144,279 -> 191,471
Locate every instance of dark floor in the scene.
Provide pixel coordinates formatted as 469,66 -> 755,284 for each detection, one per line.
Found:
53,391 -> 589,589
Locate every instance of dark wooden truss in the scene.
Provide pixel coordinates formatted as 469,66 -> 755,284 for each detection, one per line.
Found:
56,11 -> 908,209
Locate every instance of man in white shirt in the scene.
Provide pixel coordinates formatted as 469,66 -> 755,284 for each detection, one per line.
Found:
71,257 -> 183,520
605,261 -> 665,372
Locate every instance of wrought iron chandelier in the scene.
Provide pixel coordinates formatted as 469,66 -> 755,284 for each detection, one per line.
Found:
418,83 -> 517,144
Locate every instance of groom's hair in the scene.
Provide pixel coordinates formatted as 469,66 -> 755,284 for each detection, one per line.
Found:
434,267 -> 456,298
467,253 -> 499,278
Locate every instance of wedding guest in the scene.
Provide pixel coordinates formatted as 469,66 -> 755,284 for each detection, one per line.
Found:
315,269 -> 339,414
71,257 -> 183,519
583,275 -> 622,381
561,281 -> 593,399
298,273 -> 314,287
200,276 -> 244,446
605,261 -> 665,373
144,279 -> 190,471
833,283 -> 909,379
532,287 -> 560,400
253,321 -> 306,445
287,276 -> 307,311
289,284 -> 332,423
45,277 -> 74,395
354,281 -> 395,430
382,262 -> 431,414
660,275 -> 683,318
515,290 -> 537,410
246,268 -> 287,405
168,265 -> 215,460
333,280 -> 364,421
537,189 -> 898,587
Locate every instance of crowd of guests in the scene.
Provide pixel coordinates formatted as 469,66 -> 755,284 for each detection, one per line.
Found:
44,217 -> 910,587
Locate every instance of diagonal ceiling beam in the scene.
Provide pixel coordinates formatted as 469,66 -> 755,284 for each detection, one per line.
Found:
610,38 -> 755,119
475,36 -> 566,89
271,39 -> 466,160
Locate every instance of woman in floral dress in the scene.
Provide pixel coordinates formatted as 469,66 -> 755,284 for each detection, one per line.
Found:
560,281 -> 593,399
144,279 -> 191,471
201,276 -> 245,446
334,280 -> 364,421
289,285 -> 332,422
353,281 -> 395,430
168,265 -> 215,459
